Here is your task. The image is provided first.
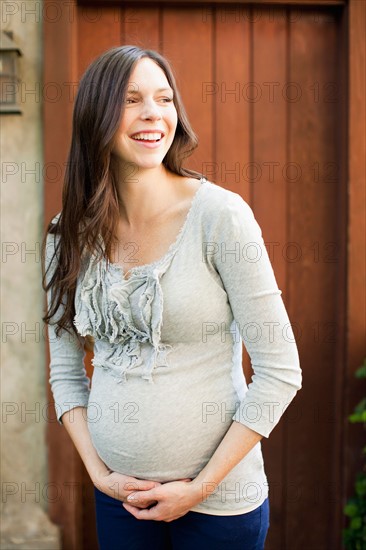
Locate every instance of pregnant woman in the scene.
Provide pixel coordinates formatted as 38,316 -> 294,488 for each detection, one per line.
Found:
42,45 -> 302,550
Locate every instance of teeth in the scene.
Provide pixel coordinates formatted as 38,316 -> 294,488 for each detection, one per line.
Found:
132,132 -> 163,141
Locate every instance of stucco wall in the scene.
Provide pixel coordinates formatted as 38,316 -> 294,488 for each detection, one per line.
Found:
1,1 -> 60,548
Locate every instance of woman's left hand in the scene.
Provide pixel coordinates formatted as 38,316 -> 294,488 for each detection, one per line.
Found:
122,478 -> 204,522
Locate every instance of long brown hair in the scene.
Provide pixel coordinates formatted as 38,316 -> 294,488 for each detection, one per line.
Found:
42,45 -> 203,343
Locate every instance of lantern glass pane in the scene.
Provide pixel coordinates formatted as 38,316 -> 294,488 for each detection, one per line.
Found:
0,75 -> 17,105
0,52 -> 18,106
0,52 -> 15,77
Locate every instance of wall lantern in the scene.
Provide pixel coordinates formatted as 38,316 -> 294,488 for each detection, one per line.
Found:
0,31 -> 23,115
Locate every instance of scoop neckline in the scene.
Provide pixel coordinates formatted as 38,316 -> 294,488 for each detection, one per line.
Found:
106,176 -> 208,281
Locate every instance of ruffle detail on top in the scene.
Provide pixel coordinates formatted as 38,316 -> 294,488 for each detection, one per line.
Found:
73,246 -> 178,384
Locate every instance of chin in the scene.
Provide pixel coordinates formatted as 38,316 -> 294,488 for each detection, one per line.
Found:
133,158 -> 167,170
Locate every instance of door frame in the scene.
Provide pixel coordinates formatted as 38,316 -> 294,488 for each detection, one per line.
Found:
43,1 -> 365,548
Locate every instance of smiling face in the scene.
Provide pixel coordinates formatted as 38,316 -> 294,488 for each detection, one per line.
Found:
111,57 -> 178,173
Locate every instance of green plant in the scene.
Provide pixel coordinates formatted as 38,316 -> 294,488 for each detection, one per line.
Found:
342,358 -> 366,549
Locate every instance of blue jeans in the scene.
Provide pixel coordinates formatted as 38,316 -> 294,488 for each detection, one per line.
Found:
94,486 -> 270,550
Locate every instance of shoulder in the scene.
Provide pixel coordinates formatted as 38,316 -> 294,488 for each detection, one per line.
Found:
200,180 -> 263,245
202,179 -> 256,224
46,212 -> 61,242
50,211 -> 61,227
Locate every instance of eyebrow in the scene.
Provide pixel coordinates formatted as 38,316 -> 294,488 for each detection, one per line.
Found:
126,87 -> 174,94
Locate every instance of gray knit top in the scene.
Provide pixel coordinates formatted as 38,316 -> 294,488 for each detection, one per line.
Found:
45,177 -> 302,515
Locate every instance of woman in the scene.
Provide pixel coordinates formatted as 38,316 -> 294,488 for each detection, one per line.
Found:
42,45 -> 302,550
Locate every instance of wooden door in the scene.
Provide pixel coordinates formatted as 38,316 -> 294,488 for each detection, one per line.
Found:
44,1 -> 365,549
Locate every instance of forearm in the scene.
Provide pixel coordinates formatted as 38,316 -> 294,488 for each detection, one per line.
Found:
192,421 -> 263,498
61,406 -> 111,484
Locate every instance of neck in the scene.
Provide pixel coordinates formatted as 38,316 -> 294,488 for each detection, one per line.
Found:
111,159 -> 178,227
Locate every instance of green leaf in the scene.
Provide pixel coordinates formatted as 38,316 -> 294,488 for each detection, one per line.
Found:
355,363 -> 366,379
350,516 -> 362,530
354,398 -> 366,414
343,359 -> 366,549
349,413 -> 364,423
355,477 -> 366,497
344,503 -> 358,516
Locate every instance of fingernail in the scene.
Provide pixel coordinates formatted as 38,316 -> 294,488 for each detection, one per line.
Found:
127,495 -> 138,501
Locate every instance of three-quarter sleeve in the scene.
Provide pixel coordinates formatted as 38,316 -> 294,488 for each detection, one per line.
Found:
44,219 -> 91,425
212,193 -> 302,438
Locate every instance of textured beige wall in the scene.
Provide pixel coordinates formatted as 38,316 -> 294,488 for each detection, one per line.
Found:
1,1 -> 60,548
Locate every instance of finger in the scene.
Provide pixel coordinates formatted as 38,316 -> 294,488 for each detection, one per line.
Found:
127,487 -> 158,503
133,502 -> 157,509
122,502 -> 161,520
137,478 -> 162,487
124,480 -> 157,492
137,482 -> 159,490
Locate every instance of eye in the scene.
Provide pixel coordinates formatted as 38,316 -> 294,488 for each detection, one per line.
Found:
125,97 -> 173,104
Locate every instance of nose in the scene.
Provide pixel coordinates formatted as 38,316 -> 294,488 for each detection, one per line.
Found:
140,98 -> 162,120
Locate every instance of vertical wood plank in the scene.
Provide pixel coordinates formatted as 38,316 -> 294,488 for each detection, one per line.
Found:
288,6 -> 341,548
215,5 -> 250,194
162,6 -> 214,172
43,2 -> 84,549
77,6 -> 122,76
44,0 -> 78,218
346,0 -> 366,546
331,5 -> 348,548
123,6 -> 160,49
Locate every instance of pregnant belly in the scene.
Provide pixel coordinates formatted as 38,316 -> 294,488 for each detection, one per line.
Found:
87,366 -> 237,482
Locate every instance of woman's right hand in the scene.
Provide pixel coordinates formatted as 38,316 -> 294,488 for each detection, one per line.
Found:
93,469 -> 162,509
